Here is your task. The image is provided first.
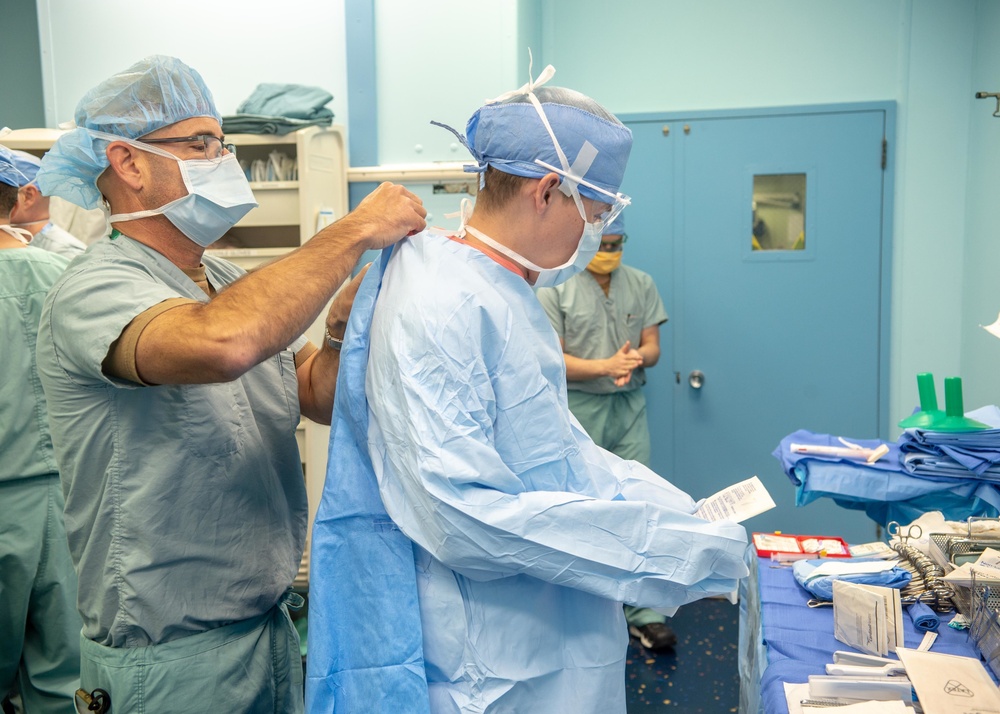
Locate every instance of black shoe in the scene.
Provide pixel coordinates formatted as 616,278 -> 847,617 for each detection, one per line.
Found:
629,622 -> 677,651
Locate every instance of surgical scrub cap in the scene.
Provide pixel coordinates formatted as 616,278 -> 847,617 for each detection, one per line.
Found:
0,145 -> 38,187
435,79 -> 632,203
603,213 -> 625,237
35,55 -> 222,209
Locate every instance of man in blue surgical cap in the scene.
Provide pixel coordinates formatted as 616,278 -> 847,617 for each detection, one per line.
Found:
307,65 -> 748,714
0,147 -> 88,257
33,55 -> 425,713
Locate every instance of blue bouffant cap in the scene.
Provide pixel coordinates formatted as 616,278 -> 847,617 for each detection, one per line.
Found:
0,145 -> 39,187
36,55 -> 221,208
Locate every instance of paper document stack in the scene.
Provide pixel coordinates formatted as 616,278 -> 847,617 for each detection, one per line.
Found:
832,580 -> 904,656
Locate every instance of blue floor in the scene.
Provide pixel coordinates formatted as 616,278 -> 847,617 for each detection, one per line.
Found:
625,598 -> 741,713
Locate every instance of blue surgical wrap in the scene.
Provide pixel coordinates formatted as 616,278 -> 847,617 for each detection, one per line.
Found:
899,406 -> 1000,478
792,559 -> 912,601
907,601 -> 940,632
36,55 -> 221,209
775,430 -> 1000,527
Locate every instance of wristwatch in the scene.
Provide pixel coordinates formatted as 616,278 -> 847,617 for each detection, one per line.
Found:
324,327 -> 344,351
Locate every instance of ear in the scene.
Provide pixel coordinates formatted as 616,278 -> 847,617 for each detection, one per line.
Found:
20,183 -> 42,207
104,141 -> 145,191
531,172 -> 563,214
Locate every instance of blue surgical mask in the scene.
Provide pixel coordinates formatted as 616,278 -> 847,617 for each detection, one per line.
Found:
104,134 -> 258,248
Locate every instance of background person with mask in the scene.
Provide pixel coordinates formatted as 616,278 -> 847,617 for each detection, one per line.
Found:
536,215 -> 673,651
1,147 -> 87,257
307,67 -> 747,714
33,55 -> 425,714
0,154 -> 82,713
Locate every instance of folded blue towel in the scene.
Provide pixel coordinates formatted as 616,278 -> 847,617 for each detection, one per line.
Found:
792,559 -> 912,601
907,601 -> 940,632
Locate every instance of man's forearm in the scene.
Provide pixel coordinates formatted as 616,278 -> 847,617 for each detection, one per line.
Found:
565,353 -> 609,382
136,224 -> 370,384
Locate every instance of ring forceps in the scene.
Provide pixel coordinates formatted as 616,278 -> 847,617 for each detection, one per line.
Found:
887,521 -> 922,543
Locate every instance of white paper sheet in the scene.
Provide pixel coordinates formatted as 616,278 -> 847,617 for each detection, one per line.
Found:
897,647 -> 1000,714
695,475 -> 776,523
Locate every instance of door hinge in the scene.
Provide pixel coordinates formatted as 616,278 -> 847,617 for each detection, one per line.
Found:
881,138 -> 887,170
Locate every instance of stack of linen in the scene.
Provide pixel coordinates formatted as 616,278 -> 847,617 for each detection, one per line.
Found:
774,409 -> 1000,527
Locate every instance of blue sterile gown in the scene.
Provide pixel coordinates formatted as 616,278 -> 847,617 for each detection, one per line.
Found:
308,233 -> 748,714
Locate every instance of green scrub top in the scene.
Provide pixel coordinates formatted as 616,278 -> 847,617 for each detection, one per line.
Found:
0,246 -> 69,482
536,264 -> 668,395
36,234 -> 308,648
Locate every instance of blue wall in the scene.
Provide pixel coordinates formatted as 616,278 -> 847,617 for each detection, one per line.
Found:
528,0 -> 985,436
962,0 -> 1000,411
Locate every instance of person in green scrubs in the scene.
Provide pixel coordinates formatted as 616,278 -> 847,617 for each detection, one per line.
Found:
32,55 -> 426,714
0,148 -> 81,713
536,215 -> 675,650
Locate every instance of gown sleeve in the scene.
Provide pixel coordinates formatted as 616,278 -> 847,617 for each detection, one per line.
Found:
365,293 -> 749,610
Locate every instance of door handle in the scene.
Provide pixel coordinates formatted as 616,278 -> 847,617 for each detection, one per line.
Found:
688,370 -> 705,389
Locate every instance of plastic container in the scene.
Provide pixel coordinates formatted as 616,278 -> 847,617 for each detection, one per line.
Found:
752,532 -> 852,560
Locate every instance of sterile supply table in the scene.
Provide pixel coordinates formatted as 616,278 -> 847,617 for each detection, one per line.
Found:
738,553 -> 986,714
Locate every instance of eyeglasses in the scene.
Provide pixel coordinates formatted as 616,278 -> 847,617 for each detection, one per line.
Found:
599,233 -> 628,253
534,157 -> 631,232
140,135 -> 236,160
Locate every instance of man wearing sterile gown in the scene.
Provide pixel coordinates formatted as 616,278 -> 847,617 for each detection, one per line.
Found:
307,67 -> 749,714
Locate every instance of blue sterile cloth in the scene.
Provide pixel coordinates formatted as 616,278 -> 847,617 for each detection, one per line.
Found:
774,431 -> 1000,527
907,601 -> 940,632
775,430 -> 902,475
748,559 -> 995,714
791,559 -> 911,601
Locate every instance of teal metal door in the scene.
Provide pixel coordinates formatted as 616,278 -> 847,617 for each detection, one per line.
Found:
622,106 -> 892,544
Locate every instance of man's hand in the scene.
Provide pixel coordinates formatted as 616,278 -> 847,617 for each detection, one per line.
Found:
326,263 -> 371,340
335,182 -> 427,251
605,340 -> 644,386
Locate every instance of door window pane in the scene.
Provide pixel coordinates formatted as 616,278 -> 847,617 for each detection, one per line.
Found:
752,174 -> 806,251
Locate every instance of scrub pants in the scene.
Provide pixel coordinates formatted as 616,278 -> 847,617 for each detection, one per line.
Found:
566,390 -> 664,628
566,389 -> 651,466
0,474 -> 82,713
79,593 -> 304,714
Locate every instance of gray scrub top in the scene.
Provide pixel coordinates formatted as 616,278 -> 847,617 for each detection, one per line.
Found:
536,264 -> 667,395
0,246 -> 69,482
35,234 -> 308,648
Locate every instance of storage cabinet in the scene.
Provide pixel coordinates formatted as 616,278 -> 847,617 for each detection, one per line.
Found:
3,125 -> 349,590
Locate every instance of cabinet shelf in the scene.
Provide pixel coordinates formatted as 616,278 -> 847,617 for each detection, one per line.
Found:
249,180 -> 300,190
205,246 -> 295,260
